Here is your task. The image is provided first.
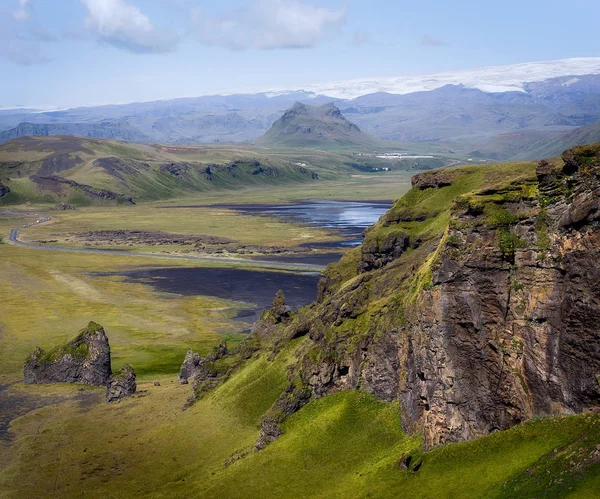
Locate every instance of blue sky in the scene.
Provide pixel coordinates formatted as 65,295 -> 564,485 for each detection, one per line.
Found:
1,0 -> 599,108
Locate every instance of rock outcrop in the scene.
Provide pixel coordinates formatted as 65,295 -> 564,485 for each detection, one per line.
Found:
359,231 -> 410,272
106,364 -> 137,403
52,202 -> 76,210
245,143 -> 600,450
24,321 -> 112,386
179,341 -> 230,400
30,175 -> 135,205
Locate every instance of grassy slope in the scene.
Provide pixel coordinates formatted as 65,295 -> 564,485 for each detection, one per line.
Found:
512,122 -> 600,161
0,136 -> 453,205
0,137 -> 321,204
2,372 -> 599,498
0,243 -> 246,383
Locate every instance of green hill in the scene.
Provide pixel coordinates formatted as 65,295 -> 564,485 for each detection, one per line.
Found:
511,121 -> 600,160
0,136 -> 320,204
256,102 -> 381,149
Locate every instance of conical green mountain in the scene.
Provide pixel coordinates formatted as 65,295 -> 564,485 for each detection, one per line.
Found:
257,102 -> 380,148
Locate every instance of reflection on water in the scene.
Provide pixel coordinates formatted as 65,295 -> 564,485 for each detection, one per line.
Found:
107,200 -> 392,328
209,200 -> 392,246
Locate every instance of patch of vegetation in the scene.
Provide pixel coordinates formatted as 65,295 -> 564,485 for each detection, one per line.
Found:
498,229 -> 525,264
39,325 -> 96,364
486,206 -> 519,228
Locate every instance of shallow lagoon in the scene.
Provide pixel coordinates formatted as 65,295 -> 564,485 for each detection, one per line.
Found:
121,200 -> 391,324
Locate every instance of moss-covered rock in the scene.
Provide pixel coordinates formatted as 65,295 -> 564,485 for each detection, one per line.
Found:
24,321 -> 112,386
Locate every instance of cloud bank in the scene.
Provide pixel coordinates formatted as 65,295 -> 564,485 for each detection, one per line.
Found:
193,0 -> 346,50
81,0 -> 178,53
13,0 -> 30,21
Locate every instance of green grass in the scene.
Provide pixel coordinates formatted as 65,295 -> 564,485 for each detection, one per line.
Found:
0,244 -> 246,383
3,372 -> 600,498
17,204 -> 337,250
0,136 -> 419,205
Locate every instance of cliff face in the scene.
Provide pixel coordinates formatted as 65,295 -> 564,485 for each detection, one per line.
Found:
401,151 -> 600,447
0,181 -> 9,198
244,144 -> 600,450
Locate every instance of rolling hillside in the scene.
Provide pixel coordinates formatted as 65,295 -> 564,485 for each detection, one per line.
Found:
511,121 -> 600,160
0,136 -> 320,204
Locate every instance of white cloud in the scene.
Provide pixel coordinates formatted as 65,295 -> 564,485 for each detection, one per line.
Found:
81,0 -> 178,53
13,0 -> 30,21
193,0 -> 346,50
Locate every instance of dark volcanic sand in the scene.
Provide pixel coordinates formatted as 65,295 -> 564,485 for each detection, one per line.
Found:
113,267 -> 320,325
0,383 -> 101,442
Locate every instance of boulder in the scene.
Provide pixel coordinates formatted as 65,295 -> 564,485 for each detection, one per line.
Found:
24,321 -> 111,386
106,364 -> 136,403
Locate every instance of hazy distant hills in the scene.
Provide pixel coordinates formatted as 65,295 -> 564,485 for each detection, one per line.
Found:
0,121 -> 149,143
510,121 -> 600,160
3,59 -> 600,159
257,102 -> 379,148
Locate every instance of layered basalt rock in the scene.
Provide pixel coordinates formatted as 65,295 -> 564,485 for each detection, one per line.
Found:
359,230 -> 410,272
24,321 -> 112,386
179,341 -> 230,402
400,147 -> 600,448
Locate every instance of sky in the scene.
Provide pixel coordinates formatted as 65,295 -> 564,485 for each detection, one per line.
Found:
1,0 -> 600,109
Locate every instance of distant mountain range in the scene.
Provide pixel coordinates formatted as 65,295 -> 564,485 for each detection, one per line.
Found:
0,121 -> 148,143
257,102 -> 379,148
3,58 -> 600,160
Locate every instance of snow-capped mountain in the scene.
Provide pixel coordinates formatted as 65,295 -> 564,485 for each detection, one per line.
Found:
256,58 -> 600,99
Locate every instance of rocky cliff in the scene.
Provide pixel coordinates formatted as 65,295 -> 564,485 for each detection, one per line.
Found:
238,144 -> 600,450
24,321 -> 112,386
